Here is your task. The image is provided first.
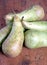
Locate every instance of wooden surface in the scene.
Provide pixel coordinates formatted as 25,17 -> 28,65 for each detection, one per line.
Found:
0,0 -> 47,65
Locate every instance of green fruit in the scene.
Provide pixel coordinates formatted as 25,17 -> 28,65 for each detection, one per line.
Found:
22,21 -> 47,31
2,16 -> 24,57
17,5 -> 45,21
25,30 -> 47,49
0,17 -> 13,47
0,23 -> 12,47
5,5 -> 45,24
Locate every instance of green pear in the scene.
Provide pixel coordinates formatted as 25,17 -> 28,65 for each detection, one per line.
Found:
2,16 -> 24,57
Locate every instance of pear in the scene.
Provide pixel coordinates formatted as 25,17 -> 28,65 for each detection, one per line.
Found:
2,16 -> 24,57
5,5 -> 45,24
25,30 -> 47,49
22,21 -> 47,31
0,24 -> 12,47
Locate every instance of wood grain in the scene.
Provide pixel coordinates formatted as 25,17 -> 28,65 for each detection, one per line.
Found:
0,0 -> 47,65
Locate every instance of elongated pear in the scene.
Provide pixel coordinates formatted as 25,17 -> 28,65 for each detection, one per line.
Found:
2,16 -> 24,57
0,17 -> 13,47
22,21 -> 47,31
25,30 -> 47,49
0,23 -> 12,47
5,5 -> 45,24
17,5 -> 45,21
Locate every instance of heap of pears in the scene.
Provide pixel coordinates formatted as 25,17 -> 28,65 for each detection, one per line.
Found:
0,5 -> 47,57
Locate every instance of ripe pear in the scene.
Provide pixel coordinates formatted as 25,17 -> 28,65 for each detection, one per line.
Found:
2,16 -> 24,57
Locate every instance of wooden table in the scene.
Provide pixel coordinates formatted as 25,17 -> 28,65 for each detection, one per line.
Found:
0,0 -> 47,65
